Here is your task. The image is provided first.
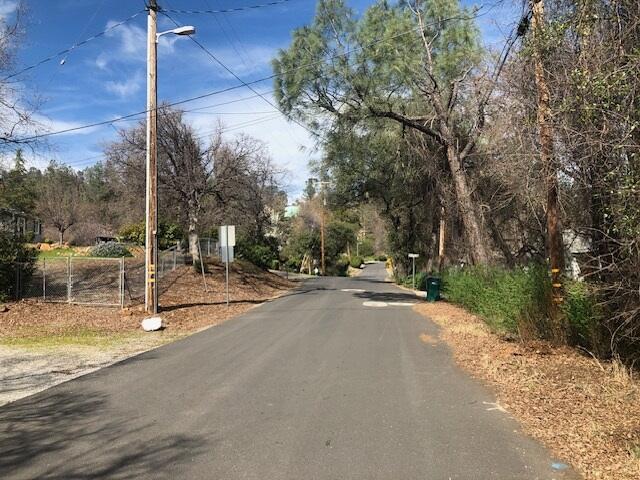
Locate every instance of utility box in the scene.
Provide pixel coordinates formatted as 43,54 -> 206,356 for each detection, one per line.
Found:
426,276 -> 441,302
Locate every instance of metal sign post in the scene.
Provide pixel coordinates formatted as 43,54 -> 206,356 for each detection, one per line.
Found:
408,253 -> 419,289
220,225 -> 236,307
225,225 -> 229,307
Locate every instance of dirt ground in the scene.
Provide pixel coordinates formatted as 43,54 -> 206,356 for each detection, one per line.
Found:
0,260 -> 294,406
414,301 -> 640,480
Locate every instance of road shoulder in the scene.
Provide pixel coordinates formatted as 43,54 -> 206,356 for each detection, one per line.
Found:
414,301 -> 640,480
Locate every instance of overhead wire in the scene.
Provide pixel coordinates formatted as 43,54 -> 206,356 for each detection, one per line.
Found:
60,113 -> 282,168
1,9 -> 146,82
159,0 -> 294,15
160,10 -> 317,138
4,8 -> 491,144
162,2 -> 306,149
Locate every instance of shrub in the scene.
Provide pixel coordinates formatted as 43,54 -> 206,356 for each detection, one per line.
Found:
442,265 -> 548,333
90,241 -> 132,258
563,281 -> 603,352
377,254 -> 387,261
0,233 -> 37,301
119,221 -> 183,249
334,257 -> 350,276
443,265 -> 605,347
237,235 -> 279,270
118,222 -> 145,245
349,256 -> 364,269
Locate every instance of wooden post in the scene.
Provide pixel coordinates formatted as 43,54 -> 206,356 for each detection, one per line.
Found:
531,0 -> 565,339
42,258 -> 46,301
438,206 -> 446,272
320,195 -> 326,275
145,0 -> 159,314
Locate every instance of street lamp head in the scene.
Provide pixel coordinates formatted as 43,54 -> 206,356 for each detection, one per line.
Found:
171,26 -> 196,36
157,26 -> 196,41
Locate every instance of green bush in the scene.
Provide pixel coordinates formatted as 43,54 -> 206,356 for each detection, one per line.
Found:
443,265 -> 548,333
90,241 -> 132,258
334,257 -> 350,276
443,264 -> 604,346
349,256 -> 364,268
562,281 -> 602,351
119,221 -> 183,249
377,254 -> 387,261
237,235 -> 279,270
397,271 -> 428,290
0,233 -> 37,301
357,238 -> 375,257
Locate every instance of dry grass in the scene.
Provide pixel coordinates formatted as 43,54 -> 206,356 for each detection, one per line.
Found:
414,301 -> 640,480
0,261 -> 295,406
0,260 -> 294,344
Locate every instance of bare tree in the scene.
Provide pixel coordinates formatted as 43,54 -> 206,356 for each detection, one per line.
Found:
37,162 -> 80,245
0,2 -> 40,152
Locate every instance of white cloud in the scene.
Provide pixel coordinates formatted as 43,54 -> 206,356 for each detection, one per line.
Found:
97,19 -> 179,70
94,54 -> 109,71
0,0 -> 17,19
105,71 -> 143,98
31,113 -> 102,137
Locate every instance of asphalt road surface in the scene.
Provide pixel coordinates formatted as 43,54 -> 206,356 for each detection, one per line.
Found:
0,263 -> 577,479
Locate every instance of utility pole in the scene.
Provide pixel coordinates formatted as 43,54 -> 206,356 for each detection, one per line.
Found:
145,0 -> 158,314
438,206 -> 446,272
531,0 -> 565,339
320,188 -> 326,275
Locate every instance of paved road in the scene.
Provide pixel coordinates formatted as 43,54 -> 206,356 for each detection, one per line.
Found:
0,263 -> 576,479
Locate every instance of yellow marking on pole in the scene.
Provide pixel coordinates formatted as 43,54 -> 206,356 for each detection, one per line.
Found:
551,268 -> 560,273
552,283 -> 562,288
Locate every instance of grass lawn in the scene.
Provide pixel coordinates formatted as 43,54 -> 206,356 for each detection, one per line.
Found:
36,247 -> 84,259
0,327 -> 140,348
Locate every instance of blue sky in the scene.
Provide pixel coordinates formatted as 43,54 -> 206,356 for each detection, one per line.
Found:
1,0 -> 518,199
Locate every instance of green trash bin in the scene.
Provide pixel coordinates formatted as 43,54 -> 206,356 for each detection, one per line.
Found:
426,276 -> 441,302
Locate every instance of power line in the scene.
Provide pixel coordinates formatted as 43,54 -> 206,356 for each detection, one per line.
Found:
4,9 -> 488,144
159,0 -> 295,15
161,10 -> 319,138
1,10 -> 145,82
61,113 -> 282,168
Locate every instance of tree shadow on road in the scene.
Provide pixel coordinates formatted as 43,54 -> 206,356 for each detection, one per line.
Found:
0,390 -> 208,479
353,291 -> 419,303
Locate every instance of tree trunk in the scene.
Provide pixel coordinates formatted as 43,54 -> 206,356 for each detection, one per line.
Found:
487,215 -> 515,267
59,229 -> 64,246
188,211 -> 199,265
446,145 -> 491,265
532,0 -> 566,342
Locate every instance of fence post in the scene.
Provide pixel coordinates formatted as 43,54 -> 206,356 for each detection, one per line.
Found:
173,247 -> 177,270
14,263 -> 20,300
120,257 -> 125,308
67,256 -> 72,304
207,238 -> 211,256
43,258 -> 46,301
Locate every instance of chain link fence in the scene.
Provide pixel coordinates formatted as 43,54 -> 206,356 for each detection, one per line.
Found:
13,245 -> 189,307
198,238 -> 219,258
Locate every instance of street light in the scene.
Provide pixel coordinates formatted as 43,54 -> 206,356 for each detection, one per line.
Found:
145,1 -> 195,315
157,25 -> 196,39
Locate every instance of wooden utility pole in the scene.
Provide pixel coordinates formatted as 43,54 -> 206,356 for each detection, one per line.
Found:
320,191 -> 326,275
531,0 -> 565,338
438,206 -> 446,272
145,0 -> 158,314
